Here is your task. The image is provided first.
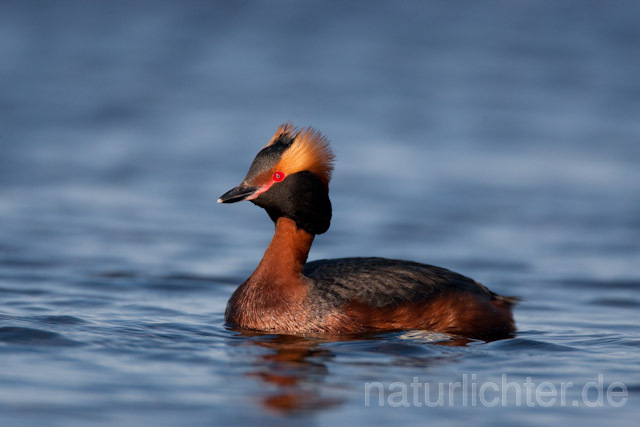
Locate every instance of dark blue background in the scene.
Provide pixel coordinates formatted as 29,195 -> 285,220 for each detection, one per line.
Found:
1,1 -> 638,426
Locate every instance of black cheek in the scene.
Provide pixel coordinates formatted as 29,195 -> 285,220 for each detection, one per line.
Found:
252,172 -> 332,235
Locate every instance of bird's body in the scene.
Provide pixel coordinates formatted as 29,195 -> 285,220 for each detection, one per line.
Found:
219,124 -> 517,340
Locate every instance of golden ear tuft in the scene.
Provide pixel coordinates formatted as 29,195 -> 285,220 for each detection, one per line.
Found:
275,125 -> 335,187
265,122 -> 296,147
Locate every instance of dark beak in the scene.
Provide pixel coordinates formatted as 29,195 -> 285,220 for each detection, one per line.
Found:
217,185 -> 259,204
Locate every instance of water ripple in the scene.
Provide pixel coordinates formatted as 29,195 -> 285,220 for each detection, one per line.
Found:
0,327 -> 79,347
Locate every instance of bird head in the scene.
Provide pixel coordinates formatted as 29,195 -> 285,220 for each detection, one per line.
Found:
218,123 -> 335,235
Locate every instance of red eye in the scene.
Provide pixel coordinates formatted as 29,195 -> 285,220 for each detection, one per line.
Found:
273,171 -> 285,182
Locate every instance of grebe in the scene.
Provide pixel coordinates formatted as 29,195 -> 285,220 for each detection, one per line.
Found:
218,124 -> 518,340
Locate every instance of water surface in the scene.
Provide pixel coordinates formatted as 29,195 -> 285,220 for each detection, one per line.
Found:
1,1 -> 639,426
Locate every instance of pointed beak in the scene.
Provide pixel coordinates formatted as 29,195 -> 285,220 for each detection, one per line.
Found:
217,185 -> 260,204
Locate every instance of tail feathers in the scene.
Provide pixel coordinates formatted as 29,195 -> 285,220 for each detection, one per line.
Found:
493,294 -> 521,308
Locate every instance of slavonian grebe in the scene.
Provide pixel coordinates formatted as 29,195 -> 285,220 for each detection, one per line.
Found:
218,124 -> 517,340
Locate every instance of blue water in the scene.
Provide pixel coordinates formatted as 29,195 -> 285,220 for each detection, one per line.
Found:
1,1 -> 639,426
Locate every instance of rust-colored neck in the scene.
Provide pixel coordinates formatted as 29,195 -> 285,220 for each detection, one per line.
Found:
248,217 -> 314,284
225,217 -> 316,331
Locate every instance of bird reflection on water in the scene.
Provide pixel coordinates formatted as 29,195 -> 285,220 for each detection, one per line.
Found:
229,328 -> 473,414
